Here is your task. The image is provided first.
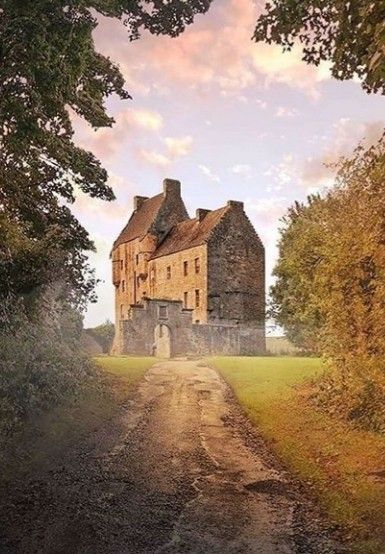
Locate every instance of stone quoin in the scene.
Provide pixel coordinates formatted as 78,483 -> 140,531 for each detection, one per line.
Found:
111,179 -> 265,357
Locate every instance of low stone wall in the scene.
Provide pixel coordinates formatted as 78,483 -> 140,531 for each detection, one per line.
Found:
112,298 -> 265,357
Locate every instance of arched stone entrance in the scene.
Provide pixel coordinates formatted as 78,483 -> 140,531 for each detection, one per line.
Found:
154,323 -> 172,358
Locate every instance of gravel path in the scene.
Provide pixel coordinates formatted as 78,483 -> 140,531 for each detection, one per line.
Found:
0,360 -> 344,553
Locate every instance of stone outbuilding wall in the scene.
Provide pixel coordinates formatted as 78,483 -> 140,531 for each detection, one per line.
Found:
112,298 -> 265,357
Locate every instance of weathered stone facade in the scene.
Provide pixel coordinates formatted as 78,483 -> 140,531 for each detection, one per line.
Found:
111,179 -> 265,356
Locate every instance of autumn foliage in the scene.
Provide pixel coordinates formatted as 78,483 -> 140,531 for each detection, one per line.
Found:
271,143 -> 385,430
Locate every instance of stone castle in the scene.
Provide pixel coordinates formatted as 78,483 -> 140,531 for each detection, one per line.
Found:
111,179 -> 265,357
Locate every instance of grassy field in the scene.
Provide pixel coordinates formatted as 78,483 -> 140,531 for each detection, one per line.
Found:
208,356 -> 385,554
1,356 -> 155,482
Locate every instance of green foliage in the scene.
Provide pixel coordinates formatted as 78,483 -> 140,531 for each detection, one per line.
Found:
0,0 -> 213,304
0,290 -> 93,436
269,195 -> 327,352
254,1 -> 385,95
271,143 -> 385,429
87,320 -> 115,353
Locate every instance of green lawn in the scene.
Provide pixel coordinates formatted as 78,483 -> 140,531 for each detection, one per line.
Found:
94,356 -> 156,384
209,356 -> 385,554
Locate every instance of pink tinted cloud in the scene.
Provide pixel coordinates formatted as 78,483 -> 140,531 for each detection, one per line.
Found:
94,0 -> 331,98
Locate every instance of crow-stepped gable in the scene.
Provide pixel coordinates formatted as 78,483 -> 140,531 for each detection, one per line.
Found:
111,178 -> 265,357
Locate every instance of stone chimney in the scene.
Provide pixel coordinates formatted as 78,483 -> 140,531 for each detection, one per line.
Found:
163,178 -> 181,198
134,195 -> 149,211
196,208 -> 211,222
227,200 -> 244,211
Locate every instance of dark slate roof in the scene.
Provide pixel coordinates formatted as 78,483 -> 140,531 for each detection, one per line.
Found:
151,206 -> 228,259
113,193 -> 164,249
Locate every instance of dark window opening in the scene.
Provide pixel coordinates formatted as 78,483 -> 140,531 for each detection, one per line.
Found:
122,280 -> 125,292
183,261 -> 188,276
120,260 -> 123,270
195,257 -> 200,273
159,306 -> 168,319
167,266 -> 171,280
136,254 -> 139,265
184,292 -> 188,308
195,289 -> 200,308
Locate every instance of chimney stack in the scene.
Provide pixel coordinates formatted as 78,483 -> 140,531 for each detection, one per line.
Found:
134,195 -> 149,211
227,200 -> 244,211
196,208 -> 211,222
163,178 -> 181,197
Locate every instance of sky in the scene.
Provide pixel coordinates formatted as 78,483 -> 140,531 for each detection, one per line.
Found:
72,0 -> 385,330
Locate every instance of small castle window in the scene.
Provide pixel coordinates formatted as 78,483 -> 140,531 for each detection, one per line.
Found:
159,305 -> 168,319
167,266 -> 171,280
195,257 -> 200,274
120,304 -> 124,318
184,292 -> 188,308
183,261 -> 188,276
122,280 -> 125,292
120,260 -> 124,270
195,289 -> 200,308
136,254 -> 139,265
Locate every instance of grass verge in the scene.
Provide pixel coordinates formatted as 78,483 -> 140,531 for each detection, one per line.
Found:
1,356 -> 155,482
208,356 -> 385,554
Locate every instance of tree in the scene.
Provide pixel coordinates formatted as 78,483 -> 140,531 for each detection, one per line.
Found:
269,195 -> 327,352
0,0 -> 213,307
254,1 -> 385,95
272,144 -> 385,429
87,320 -> 115,353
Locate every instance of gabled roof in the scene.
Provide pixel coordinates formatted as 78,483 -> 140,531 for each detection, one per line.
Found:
113,193 -> 164,249
150,206 -> 228,259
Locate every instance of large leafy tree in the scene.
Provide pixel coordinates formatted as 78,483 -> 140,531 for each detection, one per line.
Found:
254,1 -> 385,95
270,195 -> 327,352
0,0 -> 212,306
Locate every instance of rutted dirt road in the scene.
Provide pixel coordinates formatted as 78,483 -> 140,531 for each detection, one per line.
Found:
0,360 -> 343,553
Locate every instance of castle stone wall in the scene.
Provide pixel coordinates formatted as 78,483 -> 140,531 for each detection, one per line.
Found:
112,299 -> 265,357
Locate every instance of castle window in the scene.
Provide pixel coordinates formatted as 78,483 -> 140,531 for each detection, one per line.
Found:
195,257 -> 200,274
120,304 -> 124,318
195,289 -> 200,308
120,260 -> 123,270
184,292 -> 188,308
167,266 -> 171,280
136,254 -> 139,265
122,280 -> 125,292
159,305 -> 168,319
136,276 -> 140,288
183,261 -> 188,276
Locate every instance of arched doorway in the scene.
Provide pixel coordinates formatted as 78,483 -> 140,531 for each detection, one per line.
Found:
154,323 -> 172,358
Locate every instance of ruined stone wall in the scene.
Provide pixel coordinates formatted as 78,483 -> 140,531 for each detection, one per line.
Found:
148,245 -> 208,323
207,202 -> 265,326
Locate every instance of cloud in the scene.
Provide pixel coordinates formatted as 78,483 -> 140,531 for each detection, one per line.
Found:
274,106 -> 299,118
94,0 -> 331,99
139,149 -> 171,167
229,164 -> 252,179
251,43 -> 331,99
131,108 -> 163,131
246,196 -> 289,226
72,107 -> 164,162
165,135 -> 193,157
301,119 -> 384,187
198,164 -> 221,183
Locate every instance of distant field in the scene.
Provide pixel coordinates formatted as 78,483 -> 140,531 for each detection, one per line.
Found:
266,336 -> 300,355
209,356 -> 385,554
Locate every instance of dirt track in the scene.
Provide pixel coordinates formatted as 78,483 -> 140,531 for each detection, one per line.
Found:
0,360 -> 343,553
